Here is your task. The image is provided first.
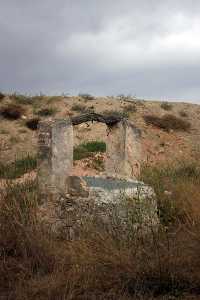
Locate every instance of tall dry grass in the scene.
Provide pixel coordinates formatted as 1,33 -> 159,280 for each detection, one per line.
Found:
1,160 -> 200,299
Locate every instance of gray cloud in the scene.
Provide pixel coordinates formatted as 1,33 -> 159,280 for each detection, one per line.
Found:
0,0 -> 200,102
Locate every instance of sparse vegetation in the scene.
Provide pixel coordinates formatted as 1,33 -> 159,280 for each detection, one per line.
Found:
0,104 -> 25,120
160,101 -> 173,111
1,160 -> 200,299
74,140 -> 106,160
179,110 -> 188,117
123,103 -> 137,113
25,118 -> 40,130
103,109 -> 129,119
78,93 -> 94,100
144,114 -> 191,132
10,93 -> 33,105
0,155 -> 37,179
36,107 -> 57,116
71,103 -> 87,112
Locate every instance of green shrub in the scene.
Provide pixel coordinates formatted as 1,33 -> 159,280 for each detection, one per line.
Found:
0,155 -> 37,179
74,141 -> 106,160
160,102 -> 173,111
144,114 -> 191,132
36,107 -> 57,116
0,104 -> 25,120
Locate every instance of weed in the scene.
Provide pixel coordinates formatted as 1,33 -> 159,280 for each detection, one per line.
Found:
160,102 -> 173,111
71,103 -> 87,113
9,136 -> 20,144
179,110 -> 188,118
144,114 -> 191,132
10,93 -> 33,105
103,109 -> 129,119
0,128 -> 9,134
78,93 -> 94,100
36,107 -> 57,117
0,91 -> 5,100
0,155 -> 37,179
124,104 -> 137,114
74,141 -> 106,160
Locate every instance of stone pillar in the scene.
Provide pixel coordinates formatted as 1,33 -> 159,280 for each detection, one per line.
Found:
37,118 -> 73,201
105,120 -> 141,179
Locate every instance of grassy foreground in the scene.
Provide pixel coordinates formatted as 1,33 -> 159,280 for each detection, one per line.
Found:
0,161 -> 200,299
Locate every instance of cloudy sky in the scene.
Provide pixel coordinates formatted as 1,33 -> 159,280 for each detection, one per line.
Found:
1,1 -> 200,102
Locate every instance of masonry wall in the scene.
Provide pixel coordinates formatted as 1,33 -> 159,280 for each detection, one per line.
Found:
105,120 -> 141,179
37,119 -> 73,201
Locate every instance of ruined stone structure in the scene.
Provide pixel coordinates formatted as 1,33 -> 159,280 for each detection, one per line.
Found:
37,115 -> 158,237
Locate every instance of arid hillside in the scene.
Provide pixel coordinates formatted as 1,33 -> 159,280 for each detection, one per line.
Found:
0,93 -> 200,175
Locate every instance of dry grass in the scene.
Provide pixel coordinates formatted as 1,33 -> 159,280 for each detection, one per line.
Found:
144,114 -> 191,132
1,161 -> 200,299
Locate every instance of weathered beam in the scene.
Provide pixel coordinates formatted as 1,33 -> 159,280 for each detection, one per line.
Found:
71,113 -> 123,126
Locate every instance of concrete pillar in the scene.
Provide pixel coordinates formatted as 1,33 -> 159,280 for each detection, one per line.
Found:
105,120 -> 141,179
37,118 -> 73,201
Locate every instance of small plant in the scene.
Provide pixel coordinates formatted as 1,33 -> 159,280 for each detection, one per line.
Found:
36,107 -> 57,116
179,110 -> 188,118
0,128 -> 9,134
123,104 -> 137,113
74,141 -> 106,160
10,136 -> 20,144
11,93 -> 33,105
144,114 -> 191,132
91,155 -> 105,171
103,109 -> 129,119
0,155 -> 37,179
160,102 -> 173,111
26,118 -> 40,130
78,93 -> 94,101
0,104 -> 25,120
71,103 -> 87,113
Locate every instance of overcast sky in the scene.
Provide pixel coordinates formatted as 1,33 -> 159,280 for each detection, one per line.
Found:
1,1 -> 200,102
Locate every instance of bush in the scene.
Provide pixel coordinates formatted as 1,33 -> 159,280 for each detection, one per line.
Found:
25,118 -> 40,130
144,114 -> 191,132
123,104 -> 137,113
36,107 -> 57,116
74,141 -> 106,160
78,93 -> 94,100
0,104 -> 25,120
103,109 -> 129,119
0,155 -> 37,179
10,93 -> 33,105
160,102 -> 173,111
179,110 -> 188,118
71,103 -> 87,112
